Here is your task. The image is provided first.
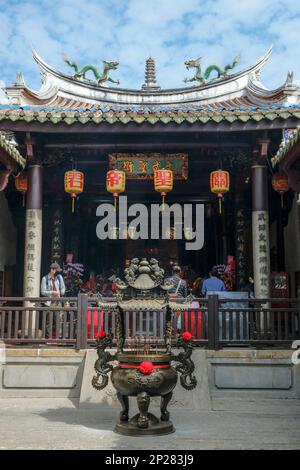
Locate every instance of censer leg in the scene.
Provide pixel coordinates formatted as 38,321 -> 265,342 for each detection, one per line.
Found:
117,392 -> 129,422
137,392 -> 150,429
160,391 -> 173,422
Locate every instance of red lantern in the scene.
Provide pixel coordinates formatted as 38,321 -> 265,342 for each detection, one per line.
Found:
64,170 -> 84,213
15,172 -> 28,206
272,172 -> 289,208
210,170 -> 230,214
106,170 -> 126,209
154,169 -> 173,209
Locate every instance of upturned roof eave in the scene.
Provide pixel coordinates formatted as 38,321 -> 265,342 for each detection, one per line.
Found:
30,46 -> 274,97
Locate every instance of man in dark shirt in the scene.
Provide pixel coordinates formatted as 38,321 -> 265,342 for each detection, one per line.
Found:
202,267 -> 225,296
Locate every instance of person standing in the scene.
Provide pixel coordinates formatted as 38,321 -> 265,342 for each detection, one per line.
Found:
167,265 -> 188,298
166,265 -> 188,331
202,267 -> 225,296
41,262 -> 66,338
244,273 -> 255,298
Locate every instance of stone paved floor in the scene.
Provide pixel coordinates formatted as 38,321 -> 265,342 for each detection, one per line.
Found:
0,398 -> 300,450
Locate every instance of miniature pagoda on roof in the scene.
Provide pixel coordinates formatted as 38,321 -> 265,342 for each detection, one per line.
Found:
141,57 -> 161,91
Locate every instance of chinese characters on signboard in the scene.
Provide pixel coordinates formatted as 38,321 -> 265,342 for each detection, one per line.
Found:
109,153 -> 188,180
51,210 -> 63,266
257,212 -> 269,297
236,207 -> 247,290
24,210 -> 37,296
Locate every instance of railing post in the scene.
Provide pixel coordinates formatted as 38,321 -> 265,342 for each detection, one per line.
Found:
79,293 -> 88,350
76,294 -> 82,350
207,294 -> 219,350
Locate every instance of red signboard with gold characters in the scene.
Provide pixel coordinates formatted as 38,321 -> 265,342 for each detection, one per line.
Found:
64,170 -> 84,212
109,153 -> 188,180
210,169 -> 230,214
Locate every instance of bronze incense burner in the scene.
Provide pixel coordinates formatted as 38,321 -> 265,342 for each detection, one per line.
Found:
92,259 -> 197,436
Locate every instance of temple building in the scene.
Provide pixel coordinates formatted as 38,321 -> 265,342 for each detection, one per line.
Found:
0,46 -> 300,299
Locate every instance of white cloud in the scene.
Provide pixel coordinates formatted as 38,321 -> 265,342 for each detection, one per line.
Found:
0,0 -> 299,91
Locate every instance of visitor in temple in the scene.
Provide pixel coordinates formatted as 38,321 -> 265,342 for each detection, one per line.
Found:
85,271 -> 97,294
167,265 -> 188,298
41,262 -> 66,337
41,262 -> 66,298
201,267 -> 225,296
244,273 -> 255,298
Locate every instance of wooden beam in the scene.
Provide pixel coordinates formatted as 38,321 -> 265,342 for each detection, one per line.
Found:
43,142 -> 251,150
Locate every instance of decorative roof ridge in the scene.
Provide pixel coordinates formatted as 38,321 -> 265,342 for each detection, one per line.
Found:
1,103 -> 300,113
30,46 -> 273,95
0,132 -> 26,169
271,127 -> 300,167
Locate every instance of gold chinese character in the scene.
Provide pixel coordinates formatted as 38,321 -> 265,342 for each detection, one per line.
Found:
138,160 -> 147,173
123,161 -> 133,172
152,161 -> 160,172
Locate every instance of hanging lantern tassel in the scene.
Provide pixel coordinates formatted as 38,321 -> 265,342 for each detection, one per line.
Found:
114,193 -> 118,210
218,194 -> 222,214
281,193 -> 284,209
162,192 -> 166,210
71,194 -> 76,213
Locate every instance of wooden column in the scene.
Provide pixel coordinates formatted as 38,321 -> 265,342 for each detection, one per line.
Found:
251,164 -> 270,298
23,165 -> 43,312
277,204 -> 285,271
297,193 -> 300,238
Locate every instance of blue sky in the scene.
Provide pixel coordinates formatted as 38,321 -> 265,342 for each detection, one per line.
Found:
0,0 -> 299,96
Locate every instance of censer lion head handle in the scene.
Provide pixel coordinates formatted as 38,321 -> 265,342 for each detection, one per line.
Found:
92,331 -> 116,390
172,332 -> 197,391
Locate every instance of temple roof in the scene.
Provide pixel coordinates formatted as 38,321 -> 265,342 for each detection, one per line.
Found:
2,46 -> 300,110
0,103 -> 300,126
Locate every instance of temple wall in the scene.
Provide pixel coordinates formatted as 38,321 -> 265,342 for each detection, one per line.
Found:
0,192 -> 17,271
0,349 -> 299,408
284,195 -> 300,296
